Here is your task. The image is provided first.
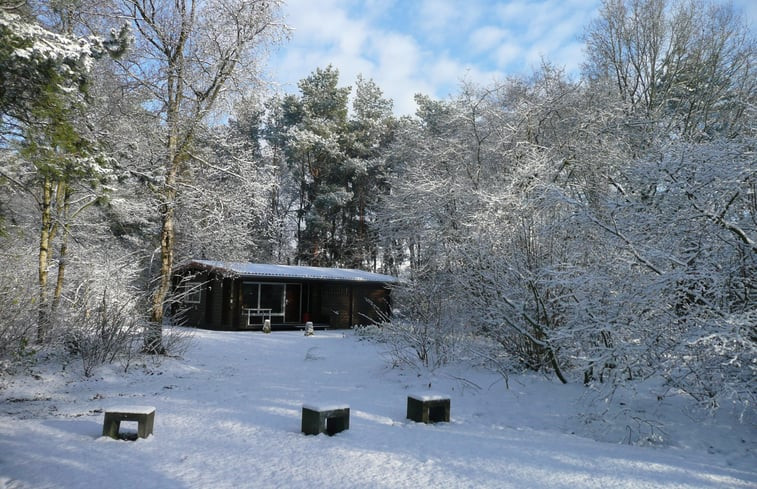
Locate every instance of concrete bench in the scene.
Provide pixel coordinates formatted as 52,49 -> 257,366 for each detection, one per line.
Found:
102,406 -> 156,440
407,393 -> 450,423
301,403 -> 350,436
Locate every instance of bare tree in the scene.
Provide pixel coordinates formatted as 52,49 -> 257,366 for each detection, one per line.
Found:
583,0 -> 755,140
175,112 -> 292,263
114,0 -> 287,352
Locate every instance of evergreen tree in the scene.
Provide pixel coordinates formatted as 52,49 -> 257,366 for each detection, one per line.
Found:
0,5 -> 129,342
270,66 -> 394,268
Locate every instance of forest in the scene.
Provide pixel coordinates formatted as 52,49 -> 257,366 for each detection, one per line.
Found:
0,0 -> 754,424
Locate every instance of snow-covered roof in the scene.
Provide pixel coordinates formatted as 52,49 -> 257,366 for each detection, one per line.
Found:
179,260 -> 399,284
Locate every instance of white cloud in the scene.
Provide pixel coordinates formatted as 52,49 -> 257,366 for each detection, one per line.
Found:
369,33 -> 433,114
469,26 -> 509,53
419,0 -> 463,34
418,0 -> 487,46
553,41 -> 586,76
495,42 -> 522,68
430,56 -> 462,85
373,32 -> 422,81
268,0 -> 606,115
282,0 -> 346,42
487,0 -> 598,74
495,1 -> 535,24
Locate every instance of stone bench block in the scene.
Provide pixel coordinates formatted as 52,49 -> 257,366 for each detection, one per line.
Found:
301,403 -> 350,436
407,393 -> 450,423
102,406 -> 156,440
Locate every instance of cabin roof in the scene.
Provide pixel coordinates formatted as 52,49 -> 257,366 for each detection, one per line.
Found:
178,259 -> 399,284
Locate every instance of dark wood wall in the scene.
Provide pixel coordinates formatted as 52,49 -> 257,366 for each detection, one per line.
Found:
352,285 -> 390,326
174,269 -> 392,330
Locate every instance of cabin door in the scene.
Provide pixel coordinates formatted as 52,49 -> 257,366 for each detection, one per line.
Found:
285,284 -> 301,323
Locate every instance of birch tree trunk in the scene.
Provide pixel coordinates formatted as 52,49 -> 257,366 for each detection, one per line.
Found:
51,183 -> 71,316
146,46 -> 185,353
37,176 -> 55,342
121,0 -> 285,353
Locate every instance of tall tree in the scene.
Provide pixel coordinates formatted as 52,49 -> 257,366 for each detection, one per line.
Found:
115,0 -> 286,352
174,99 -> 295,264
271,67 -> 394,268
0,5 -> 129,342
583,0 -> 755,140
344,75 -> 395,269
21,95 -> 108,341
284,66 -> 351,265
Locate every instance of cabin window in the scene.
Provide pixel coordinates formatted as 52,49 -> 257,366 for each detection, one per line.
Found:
242,282 -> 285,315
182,281 -> 202,304
260,283 -> 285,314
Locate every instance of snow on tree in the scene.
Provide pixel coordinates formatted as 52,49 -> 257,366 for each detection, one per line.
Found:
0,7 -> 131,342
267,66 -> 395,269
379,42 -> 755,416
112,0 -> 287,352
0,10 -> 129,139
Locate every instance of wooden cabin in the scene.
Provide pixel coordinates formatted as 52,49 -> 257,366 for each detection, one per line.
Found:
172,260 -> 398,330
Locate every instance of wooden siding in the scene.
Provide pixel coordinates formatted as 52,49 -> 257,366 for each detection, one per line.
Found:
173,267 -> 393,330
352,285 -> 390,326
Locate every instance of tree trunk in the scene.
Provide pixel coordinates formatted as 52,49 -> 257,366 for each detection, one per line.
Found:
126,0 -> 283,351
548,347 -> 568,384
146,66 -> 183,354
146,189 -> 174,354
51,183 -> 71,316
146,158 -> 178,353
36,177 -> 59,342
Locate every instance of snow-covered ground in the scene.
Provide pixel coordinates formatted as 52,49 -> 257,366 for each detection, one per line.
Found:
1,329 -> 754,489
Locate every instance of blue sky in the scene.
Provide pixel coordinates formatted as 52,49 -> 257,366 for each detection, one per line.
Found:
267,0 -> 757,115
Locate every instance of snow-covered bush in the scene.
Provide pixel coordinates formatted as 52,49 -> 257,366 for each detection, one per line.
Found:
0,234 -> 39,375
0,275 -> 38,375
374,280 -> 470,370
62,288 -> 140,377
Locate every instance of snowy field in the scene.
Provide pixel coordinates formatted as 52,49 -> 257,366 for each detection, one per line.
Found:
1,329 -> 755,489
